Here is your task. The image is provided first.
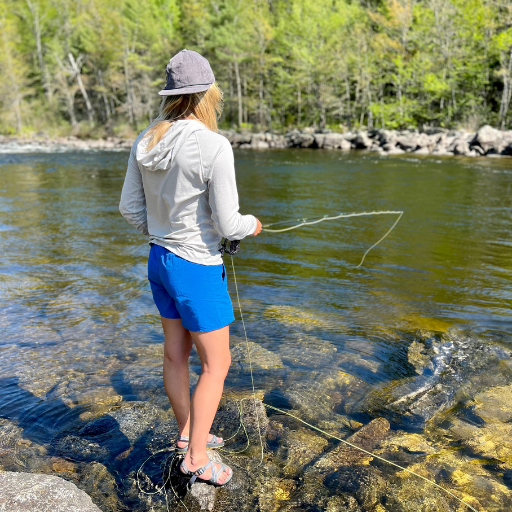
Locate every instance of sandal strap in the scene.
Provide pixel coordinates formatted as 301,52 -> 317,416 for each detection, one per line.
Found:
180,460 -> 192,475
211,462 -> 229,484
178,435 -> 189,442
181,458 -> 231,485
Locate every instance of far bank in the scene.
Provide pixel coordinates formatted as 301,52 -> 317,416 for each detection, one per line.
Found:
1,125 -> 511,158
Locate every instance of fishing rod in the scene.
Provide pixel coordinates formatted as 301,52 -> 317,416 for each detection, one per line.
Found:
222,210 -> 404,268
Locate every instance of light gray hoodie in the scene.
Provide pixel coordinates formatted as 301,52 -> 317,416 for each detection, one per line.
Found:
119,119 -> 257,265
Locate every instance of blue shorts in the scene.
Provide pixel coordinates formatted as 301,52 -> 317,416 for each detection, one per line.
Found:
147,244 -> 235,333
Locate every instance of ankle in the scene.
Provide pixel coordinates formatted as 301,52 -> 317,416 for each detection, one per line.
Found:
185,450 -> 207,468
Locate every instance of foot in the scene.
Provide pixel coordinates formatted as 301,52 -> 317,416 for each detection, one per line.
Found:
181,454 -> 232,485
177,433 -> 223,450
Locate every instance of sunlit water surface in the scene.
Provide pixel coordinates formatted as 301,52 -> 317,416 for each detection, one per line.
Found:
0,149 -> 511,509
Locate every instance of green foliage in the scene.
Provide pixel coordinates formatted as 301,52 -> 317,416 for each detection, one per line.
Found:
1,0 -> 512,135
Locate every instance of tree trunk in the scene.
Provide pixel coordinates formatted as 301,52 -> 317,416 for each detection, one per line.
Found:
64,85 -> 77,126
345,76 -> 351,129
243,74 -> 248,125
68,52 -> 94,125
259,75 -> 265,129
26,0 -> 52,101
122,45 -> 135,127
297,87 -> 301,126
234,55 -> 243,127
499,46 -> 512,129
97,69 -> 111,123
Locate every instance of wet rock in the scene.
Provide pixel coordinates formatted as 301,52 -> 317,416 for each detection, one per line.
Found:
230,338 -> 283,372
211,397 -> 269,457
264,304 -> 343,332
313,417 -> 390,472
278,427 -> 328,476
53,401 -> 175,462
276,333 -> 337,369
324,466 -> 387,509
256,476 -> 296,512
357,331 -> 512,429
386,146 -> 405,155
446,384 -> 512,466
472,383 -> 512,424
280,369 -> 360,425
0,471 -> 101,511
325,495 -> 362,512
383,446 -> 508,512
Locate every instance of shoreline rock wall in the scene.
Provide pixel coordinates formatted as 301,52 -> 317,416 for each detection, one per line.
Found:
1,124 -> 511,157
220,124 -> 512,157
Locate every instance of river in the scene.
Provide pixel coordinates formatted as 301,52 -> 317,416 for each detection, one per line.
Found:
0,148 -> 511,511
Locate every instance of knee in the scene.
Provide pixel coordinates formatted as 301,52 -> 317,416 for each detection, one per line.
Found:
164,342 -> 192,366
202,353 -> 231,380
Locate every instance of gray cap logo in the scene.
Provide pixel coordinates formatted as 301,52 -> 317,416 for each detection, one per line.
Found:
159,49 -> 215,96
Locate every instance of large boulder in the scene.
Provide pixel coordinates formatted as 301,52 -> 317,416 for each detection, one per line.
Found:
353,131 -> 372,149
472,125 -> 504,153
396,133 -> 421,151
314,133 -> 351,150
0,471 -> 101,512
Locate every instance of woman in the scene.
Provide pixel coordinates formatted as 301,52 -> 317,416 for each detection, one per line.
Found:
119,49 -> 261,486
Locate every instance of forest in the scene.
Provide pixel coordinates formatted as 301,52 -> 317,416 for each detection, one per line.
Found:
1,0 -> 512,137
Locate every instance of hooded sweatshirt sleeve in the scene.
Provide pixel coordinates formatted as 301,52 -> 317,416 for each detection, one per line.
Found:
119,140 -> 149,236
206,136 -> 257,241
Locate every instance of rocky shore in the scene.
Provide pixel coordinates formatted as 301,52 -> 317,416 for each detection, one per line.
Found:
1,125 -> 511,157
220,124 -> 512,157
2,327 -> 512,511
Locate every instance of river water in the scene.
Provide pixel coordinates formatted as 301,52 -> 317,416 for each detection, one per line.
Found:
0,148 -> 511,510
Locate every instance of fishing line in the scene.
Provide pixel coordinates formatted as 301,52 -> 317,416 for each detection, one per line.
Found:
136,211 -> 477,512
262,210 -> 404,268
229,253 -> 479,512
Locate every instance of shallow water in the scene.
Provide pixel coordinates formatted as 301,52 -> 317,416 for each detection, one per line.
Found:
1,149 -> 511,510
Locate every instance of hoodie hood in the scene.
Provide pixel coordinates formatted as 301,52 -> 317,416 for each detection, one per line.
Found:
136,119 -> 206,171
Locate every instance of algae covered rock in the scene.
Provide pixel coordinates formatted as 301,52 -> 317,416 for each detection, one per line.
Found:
276,333 -> 337,369
264,305 -> 343,332
324,466 -> 388,509
230,338 -> 283,371
314,417 -> 390,472
279,368 -> 368,425
277,427 -> 329,477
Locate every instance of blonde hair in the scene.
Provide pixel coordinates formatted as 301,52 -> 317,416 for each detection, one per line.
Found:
144,83 -> 223,150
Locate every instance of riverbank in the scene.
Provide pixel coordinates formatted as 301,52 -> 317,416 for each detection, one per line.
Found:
1,125 -> 511,157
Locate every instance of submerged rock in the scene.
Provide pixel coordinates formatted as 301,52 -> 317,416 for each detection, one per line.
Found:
356,331 -> 512,429
0,471 -> 101,511
277,427 -> 329,477
264,304 -> 344,332
279,369 -> 361,426
276,333 -> 337,369
313,417 -> 390,472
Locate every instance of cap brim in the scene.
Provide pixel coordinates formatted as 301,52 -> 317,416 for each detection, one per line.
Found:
158,83 -> 213,96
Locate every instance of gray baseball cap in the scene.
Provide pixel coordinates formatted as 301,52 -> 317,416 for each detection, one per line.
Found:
159,49 -> 215,96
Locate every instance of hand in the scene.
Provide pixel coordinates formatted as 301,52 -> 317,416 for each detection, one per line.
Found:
251,218 -> 262,236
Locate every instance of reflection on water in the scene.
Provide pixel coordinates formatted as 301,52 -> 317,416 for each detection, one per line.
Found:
0,149 -> 511,510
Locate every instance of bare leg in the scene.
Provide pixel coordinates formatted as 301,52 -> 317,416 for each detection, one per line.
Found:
182,325 -> 232,484
162,317 -> 193,438
161,317 -> 224,452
